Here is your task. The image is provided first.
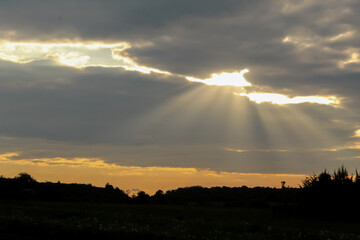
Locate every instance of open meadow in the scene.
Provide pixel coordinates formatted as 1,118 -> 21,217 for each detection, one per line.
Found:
0,201 -> 359,240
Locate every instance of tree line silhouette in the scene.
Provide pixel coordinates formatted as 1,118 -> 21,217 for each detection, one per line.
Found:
300,166 -> 360,221
1,167 -> 359,221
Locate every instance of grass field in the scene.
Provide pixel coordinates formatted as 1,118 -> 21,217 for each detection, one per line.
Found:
0,201 -> 359,240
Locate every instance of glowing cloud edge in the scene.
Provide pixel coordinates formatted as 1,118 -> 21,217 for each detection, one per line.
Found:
235,92 -> 340,106
0,41 -> 341,106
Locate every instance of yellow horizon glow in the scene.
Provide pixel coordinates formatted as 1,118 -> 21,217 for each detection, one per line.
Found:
236,92 -> 339,106
0,152 -> 306,194
186,69 -> 251,87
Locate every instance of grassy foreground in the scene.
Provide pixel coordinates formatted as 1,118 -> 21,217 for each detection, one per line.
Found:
0,201 -> 359,240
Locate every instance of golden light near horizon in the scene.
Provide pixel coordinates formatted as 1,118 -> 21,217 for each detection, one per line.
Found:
235,92 -> 339,106
0,152 -> 306,194
0,41 -> 170,74
186,69 -> 251,87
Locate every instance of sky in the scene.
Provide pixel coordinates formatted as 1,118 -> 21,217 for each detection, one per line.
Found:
0,0 -> 359,193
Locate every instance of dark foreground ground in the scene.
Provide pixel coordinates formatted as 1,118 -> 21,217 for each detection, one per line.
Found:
0,201 -> 359,240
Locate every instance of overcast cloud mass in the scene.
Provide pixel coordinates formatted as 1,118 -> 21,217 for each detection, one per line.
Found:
0,0 -> 359,190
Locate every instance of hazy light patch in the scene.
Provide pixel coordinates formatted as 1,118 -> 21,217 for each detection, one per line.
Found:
339,49 -> 360,68
329,31 -> 354,42
224,148 -> 248,153
283,31 -> 354,48
342,142 -> 360,150
354,130 -> 360,138
225,148 -> 289,153
282,36 -> 315,49
235,92 -> 339,106
317,147 -> 339,152
186,69 -> 251,87
282,0 -> 314,14
318,142 -> 360,152
0,41 -> 170,74
283,33 -> 360,70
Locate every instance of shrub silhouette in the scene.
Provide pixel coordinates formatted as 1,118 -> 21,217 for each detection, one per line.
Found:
134,191 -> 151,204
153,190 -> 166,203
355,170 -> 360,185
301,166 -> 360,220
14,172 -> 37,189
302,167 -> 354,189
105,182 -> 114,190
333,166 -> 352,186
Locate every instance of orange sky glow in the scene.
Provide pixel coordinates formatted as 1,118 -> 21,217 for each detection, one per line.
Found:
0,152 -> 305,194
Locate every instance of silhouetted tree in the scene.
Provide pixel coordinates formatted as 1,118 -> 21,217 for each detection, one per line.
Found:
15,172 -> 37,188
105,182 -> 114,190
302,173 -> 318,188
15,172 -> 37,183
302,169 -> 333,189
134,191 -> 151,204
355,169 -> 360,185
318,170 -> 331,185
153,190 -> 165,203
333,165 -> 352,186
301,166 -> 360,221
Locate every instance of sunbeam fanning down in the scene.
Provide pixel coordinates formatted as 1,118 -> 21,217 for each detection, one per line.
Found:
186,69 -> 251,87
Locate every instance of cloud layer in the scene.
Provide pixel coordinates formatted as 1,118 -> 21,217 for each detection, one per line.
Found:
0,0 -> 359,183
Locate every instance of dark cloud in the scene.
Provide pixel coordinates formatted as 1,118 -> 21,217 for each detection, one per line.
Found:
0,0 -> 244,41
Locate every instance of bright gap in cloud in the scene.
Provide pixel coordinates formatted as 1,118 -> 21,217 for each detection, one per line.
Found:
185,69 -> 339,106
0,41 -> 170,74
186,69 -> 251,87
235,92 -> 339,106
